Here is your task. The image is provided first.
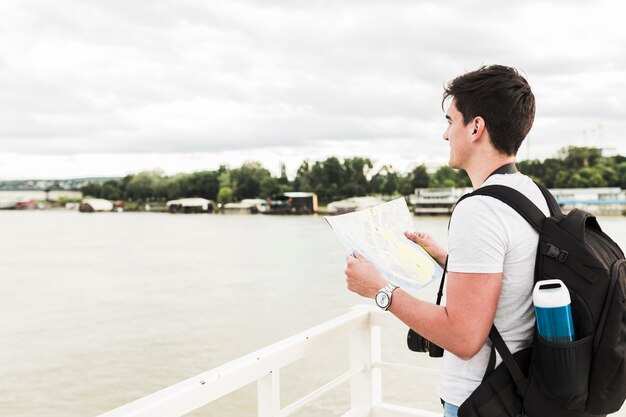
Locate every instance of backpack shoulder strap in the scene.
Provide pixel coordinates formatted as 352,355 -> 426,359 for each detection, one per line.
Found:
535,182 -> 561,216
461,185 -> 546,232
489,326 -> 529,394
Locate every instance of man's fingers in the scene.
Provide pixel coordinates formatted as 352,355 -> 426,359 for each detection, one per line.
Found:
353,250 -> 368,262
405,231 -> 426,242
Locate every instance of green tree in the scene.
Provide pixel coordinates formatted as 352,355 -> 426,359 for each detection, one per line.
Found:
260,176 -> 281,198
456,169 -> 472,187
430,166 -> 457,188
559,146 -> 602,169
380,177 -> 395,195
341,157 -> 373,197
80,183 -> 102,198
554,170 -> 573,188
217,187 -> 234,204
617,162 -> 626,189
119,175 -> 133,200
293,160 -> 313,191
294,157 -> 347,202
187,171 -> 220,200
596,165 -> 618,187
126,171 -> 163,201
164,175 -> 183,200
278,162 -> 290,186
578,167 -> 608,187
410,165 -> 430,189
100,180 -> 123,200
316,157 -> 343,201
397,174 -> 414,195
368,171 -> 384,194
519,147 -> 611,188
230,161 -> 272,199
368,165 -> 397,195
381,172 -> 398,195
218,165 -> 232,188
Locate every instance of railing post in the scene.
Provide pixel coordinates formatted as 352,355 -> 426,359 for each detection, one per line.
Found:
371,323 -> 382,403
349,308 -> 380,413
257,370 -> 280,417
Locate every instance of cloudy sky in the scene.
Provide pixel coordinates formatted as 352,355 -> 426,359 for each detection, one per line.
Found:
0,0 -> 625,179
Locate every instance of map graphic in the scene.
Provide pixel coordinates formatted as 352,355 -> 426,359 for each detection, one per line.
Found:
325,197 -> 443,291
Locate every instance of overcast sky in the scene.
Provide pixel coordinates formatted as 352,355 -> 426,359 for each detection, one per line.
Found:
0,0 -> 625,179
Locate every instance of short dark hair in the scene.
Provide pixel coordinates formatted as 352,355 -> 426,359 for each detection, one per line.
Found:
443,65 -> 535,156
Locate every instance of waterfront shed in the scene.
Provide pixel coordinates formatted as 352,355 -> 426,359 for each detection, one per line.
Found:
283,192 -> 318,214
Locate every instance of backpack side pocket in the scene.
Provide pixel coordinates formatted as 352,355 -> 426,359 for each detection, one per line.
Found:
523,334 -> 592,417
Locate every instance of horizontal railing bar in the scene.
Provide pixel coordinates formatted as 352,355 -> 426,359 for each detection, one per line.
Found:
279,365 -> 365,417
97,306 -> 373,417
96,306 -> 441,417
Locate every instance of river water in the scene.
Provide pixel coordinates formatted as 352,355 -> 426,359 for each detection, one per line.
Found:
1,211 -> 625,417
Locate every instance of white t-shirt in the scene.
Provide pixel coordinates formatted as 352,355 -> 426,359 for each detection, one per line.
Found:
438,172 -> 551,406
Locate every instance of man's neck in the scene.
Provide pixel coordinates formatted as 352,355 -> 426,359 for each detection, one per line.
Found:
466,156 -> 517,189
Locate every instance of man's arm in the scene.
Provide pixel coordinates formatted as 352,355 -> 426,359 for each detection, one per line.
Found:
345,253 -> 502,360
388,271 -> 502,359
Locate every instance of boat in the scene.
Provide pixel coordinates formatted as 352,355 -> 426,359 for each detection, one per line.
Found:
550,187 -> 626,216
0,197 -> 38,210
79,198 -> 114,212
0,197 -> 17,209
242,198 -> 269,213
326,196 -> 385,215
412,187 -> 472,215
96,305 -> 441,417
15,199 -> 37,210
167,198 -> 214,213
221,198 -> 269,214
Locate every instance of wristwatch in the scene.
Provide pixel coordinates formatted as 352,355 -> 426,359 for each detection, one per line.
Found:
375,283 -> 399,311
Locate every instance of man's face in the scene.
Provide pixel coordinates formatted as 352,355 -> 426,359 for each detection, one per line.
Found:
443,99 -> 472,169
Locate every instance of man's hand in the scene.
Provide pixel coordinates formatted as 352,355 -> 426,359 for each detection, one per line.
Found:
344,251 -> 388,298
404,231 -> 447,268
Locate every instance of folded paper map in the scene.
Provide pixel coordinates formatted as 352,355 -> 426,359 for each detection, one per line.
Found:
325,197 -> 443,291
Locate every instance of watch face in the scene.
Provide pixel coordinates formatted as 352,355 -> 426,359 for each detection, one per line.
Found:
375,291 -> 389,308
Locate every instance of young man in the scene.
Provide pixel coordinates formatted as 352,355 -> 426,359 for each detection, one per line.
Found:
344,65 -> 549,417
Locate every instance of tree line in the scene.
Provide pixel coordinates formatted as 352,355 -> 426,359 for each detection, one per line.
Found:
81,147 -> 626,205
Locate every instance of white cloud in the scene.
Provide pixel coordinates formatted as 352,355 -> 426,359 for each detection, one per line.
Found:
0,0 -> 625,178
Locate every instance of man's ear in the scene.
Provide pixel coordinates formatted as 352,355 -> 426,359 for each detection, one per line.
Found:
469,117 -> 485,142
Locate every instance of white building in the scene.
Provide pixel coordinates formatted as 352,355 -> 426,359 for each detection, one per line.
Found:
412,187 -> 626,216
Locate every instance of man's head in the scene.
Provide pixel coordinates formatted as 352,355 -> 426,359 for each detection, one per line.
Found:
442,65 -> 535,156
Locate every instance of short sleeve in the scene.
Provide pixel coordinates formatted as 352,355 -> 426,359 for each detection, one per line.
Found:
447,196 -> 507,273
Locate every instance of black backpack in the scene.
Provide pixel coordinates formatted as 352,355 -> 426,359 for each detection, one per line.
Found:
457,183 -> 626,417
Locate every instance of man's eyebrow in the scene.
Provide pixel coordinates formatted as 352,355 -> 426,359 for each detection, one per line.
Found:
445,114 -> 452,121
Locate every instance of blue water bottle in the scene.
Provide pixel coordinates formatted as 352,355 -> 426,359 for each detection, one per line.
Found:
533,279 -> 575,343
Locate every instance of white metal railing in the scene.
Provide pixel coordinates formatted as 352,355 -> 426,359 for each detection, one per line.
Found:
97,305 -> 442,417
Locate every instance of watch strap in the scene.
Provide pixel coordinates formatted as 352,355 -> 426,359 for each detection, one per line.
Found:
384,283 -> 398,294
377,283 -> 399,310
